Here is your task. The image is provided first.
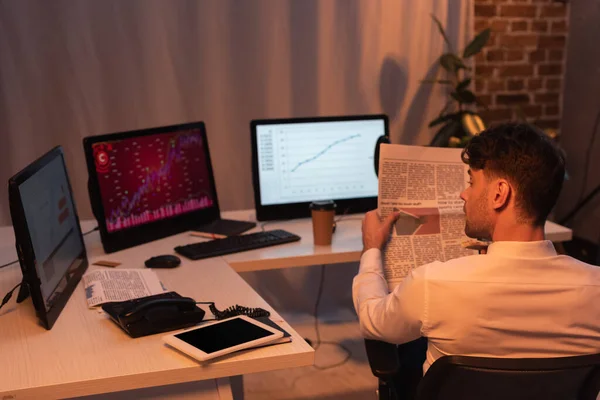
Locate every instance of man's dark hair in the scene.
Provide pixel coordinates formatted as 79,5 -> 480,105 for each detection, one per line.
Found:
461,123 -> 565,226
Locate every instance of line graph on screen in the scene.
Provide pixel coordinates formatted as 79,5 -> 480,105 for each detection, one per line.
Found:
290,134 -> 360,172
278,131 -> 376,199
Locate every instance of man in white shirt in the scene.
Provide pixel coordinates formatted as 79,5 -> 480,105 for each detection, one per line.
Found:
353,123 -> 600,396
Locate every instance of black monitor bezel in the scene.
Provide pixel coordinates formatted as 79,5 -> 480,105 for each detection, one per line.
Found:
83,121 -> 221,253
250,114 -> 388,221
8,146 -> 89,330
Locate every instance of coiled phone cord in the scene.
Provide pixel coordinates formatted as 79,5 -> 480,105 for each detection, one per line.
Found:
196,301 -> 271,320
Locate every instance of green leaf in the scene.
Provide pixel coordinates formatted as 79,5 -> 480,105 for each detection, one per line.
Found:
431,14 -> 453,52
439,53 -> 466,74
451,90 -> 476,104
421,79 -> 453,85
450,92 -> 461,102
430,119 -> 462,147
428,115 -> 452,128
463,28 -> 491,58
428,112 -> 462,128
456,78 -> 471,92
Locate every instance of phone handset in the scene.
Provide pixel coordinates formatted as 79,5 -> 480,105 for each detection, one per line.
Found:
119,297 -> 196,324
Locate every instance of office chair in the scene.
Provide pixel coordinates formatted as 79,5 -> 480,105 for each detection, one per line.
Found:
365,339 -> 600,400
365,339 -> 401,400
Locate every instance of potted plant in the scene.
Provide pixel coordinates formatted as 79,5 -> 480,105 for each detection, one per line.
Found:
424,16 -> 490,147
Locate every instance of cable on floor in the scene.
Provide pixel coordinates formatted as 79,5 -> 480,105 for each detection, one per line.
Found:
310,265 -> 353,370
0,260 -> 18,269
82,226 -> 99,236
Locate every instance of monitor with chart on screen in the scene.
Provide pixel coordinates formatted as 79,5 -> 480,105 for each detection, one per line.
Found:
251,115 -> 388,221
83,122 -> 222,253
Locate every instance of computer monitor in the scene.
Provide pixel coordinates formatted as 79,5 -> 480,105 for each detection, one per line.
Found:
83,122 -> 222,253
251,114 -> 388,221
8,146 -> 88,330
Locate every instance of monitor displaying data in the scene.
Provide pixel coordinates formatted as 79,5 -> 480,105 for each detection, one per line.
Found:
18,154 -> 85,310
9,146 -> 88,329
91,128 -> 215,232
255,119 -> 384,206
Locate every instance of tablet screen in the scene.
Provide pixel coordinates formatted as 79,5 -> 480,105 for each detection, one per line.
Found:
175,318 -> 274,354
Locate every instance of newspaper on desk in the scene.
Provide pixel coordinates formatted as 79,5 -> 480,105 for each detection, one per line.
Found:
82,269 -> 168,307
378,144 -> 476,291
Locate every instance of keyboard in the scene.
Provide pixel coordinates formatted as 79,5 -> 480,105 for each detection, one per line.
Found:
174,229 -> 301,260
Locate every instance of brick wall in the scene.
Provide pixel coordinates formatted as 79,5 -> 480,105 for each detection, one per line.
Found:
473,0 -> 569,130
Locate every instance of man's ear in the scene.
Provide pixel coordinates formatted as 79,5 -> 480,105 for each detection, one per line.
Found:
491,179 -> 511,211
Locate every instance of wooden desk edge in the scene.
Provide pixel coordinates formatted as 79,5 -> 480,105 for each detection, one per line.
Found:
0,350 -> 314,399
229,251 -> 362,272
228,227 -> 572,273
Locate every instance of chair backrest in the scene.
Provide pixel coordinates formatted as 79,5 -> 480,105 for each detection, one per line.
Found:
416,353 -> 600,400
364,339 -> 400,379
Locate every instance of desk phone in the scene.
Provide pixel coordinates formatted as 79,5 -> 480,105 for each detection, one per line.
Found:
102,292 -> 205,338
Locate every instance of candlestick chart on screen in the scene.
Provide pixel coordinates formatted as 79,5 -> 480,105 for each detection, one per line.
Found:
93,130 -> 214,232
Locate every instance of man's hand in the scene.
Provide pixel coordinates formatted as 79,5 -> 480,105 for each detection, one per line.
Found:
361,210 -> 400,253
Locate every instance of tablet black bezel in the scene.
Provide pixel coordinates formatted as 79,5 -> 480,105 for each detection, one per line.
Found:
173,315 -> 276,354
83,122 -> 221,253
250,114 -> 388,221
8,146 -> 89,330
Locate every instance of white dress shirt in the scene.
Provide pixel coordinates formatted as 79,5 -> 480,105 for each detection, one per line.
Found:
353,240 -> 600,373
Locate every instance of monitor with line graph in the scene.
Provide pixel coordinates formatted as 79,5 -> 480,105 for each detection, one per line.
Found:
251,115 -> 388,221
83,122 -> 222,253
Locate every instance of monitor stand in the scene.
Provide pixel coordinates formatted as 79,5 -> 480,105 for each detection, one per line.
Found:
13,242 -> 30,303
16,279 -> 29,303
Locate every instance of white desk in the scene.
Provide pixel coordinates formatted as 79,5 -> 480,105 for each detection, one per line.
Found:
220,210 -> 573,272
0,226 -> 313,400
0,210 -> 573,398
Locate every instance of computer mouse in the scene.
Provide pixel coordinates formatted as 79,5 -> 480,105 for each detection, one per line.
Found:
144,255 -> 181,269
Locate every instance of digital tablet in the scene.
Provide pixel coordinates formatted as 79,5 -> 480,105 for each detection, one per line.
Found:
162,315 -> 283,362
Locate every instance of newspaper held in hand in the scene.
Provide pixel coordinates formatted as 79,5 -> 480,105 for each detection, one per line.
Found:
378,144 -> 476,291
83,269 -> 168,307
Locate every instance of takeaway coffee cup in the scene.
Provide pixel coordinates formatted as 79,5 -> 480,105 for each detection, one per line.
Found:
310,200 -> 336,245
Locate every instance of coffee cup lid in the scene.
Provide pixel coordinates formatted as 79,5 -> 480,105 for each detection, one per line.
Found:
309,200 -> 336,211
